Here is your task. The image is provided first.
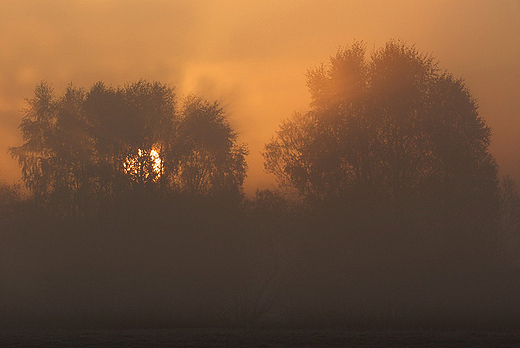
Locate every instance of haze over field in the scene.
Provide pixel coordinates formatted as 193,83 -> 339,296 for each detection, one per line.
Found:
3,2 -> 520,335
1,0 -> 519,194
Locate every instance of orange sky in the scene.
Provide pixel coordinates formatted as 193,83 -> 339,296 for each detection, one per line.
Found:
1,0 -> 519,194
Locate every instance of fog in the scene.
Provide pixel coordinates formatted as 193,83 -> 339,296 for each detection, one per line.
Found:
1,0 -> 520,335
1,0 -> 519,193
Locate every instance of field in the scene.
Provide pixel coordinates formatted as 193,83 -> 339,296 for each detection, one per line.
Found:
2,329 -> 520,347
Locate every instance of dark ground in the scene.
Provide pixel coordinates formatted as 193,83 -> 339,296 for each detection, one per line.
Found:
1,329 -> 520,347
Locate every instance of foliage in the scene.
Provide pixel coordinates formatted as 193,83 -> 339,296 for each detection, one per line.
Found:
10,80 -> 248,215
3,44 -> 520,330
263,40 -> 502,307
264,40 -> 497,207
170,95 -> 248,196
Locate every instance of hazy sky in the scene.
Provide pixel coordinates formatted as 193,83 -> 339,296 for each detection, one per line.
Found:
1,0 -> 519,194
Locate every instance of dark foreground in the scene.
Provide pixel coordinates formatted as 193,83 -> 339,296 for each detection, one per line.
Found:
1,329 -> 520,347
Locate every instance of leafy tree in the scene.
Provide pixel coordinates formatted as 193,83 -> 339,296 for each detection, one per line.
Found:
264,40 -> 499,269
168,95 -> 248,197
10,80 -> 248,215
264,41 -> 497,204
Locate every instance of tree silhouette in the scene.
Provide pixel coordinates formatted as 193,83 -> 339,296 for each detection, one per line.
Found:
263,41 -> 501,309
168,95 -> 248,197
10,80 -> 248,215
264,41 -> 497,207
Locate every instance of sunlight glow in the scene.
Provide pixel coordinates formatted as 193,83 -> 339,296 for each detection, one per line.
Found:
149,149 -> 162,174
123,147 -> 163,182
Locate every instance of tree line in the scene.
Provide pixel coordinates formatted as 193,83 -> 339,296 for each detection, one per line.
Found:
1,40 -> 520,329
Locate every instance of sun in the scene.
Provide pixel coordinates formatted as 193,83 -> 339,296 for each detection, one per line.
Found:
123,147 -> 163,182
149,149 -> 162,174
